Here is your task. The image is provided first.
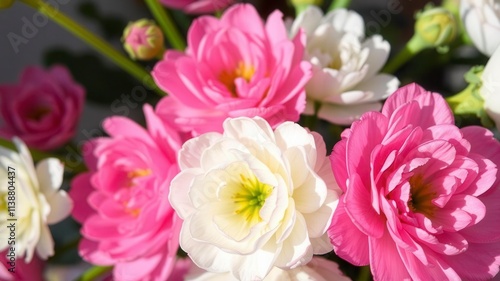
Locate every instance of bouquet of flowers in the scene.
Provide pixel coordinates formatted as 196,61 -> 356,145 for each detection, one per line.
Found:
1,0 -> 500,280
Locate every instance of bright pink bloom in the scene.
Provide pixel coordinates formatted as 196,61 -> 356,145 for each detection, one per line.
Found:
0,66 -> 85,150
328,83 -> 500,280
159,0 -> 234,14
0,251 -> 44,281
69,105 -> 183,281
152,4 -> 311,135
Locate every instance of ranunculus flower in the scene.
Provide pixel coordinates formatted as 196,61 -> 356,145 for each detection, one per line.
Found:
0,66 -> 85,150
289,6 -> 399,125
461,0 -> 500,57
69,105 -> 183,281
184,257 -> 351,280
328,83 -> 500,280
481,45 -> 500,131
159,0 -> 234,14
169,117 -> 340,280
152,4 -> 311,135
0,138 -> 72,262
0,250 -> 44,281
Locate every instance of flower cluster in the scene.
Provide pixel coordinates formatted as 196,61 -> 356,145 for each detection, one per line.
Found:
2,1 -> 500,281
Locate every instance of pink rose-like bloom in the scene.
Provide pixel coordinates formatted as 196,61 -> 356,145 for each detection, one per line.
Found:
329,83 -> 500,280
0,66 -> 85,150
153,4 -> 311,135
159,0 -> 234,14
69,105 -> 183,281
0,251 -> 43,281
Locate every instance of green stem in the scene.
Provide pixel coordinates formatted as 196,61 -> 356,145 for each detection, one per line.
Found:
357,266 -> 372,281
382,35 -> 425,74
19,0 -> 165,96
144,0 -> 186,50
328,0 -> 352,11
76,266 -> 113,281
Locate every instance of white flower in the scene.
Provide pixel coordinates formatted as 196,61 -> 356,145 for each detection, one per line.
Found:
481,45 -> 500,130
460,0 -> 500,56
169,117 -> 340,280
289,6 -> 400,125
185,257 -> 351,281
0,138 -> 72,262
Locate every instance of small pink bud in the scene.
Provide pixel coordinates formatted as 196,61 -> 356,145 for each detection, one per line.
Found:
122,19 -> 164,61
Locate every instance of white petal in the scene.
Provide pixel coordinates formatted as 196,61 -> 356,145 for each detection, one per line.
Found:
13,137 -> 39,189
309,234 -> 334,255
362,35 -> 391,79
36,158 -> 64,197
353,73 -> 400,102
46,190 -> 73,224
231,242 -> 280,281
302,191 -> 338,238
179,132 -> 222,170
274,213 -> 313,268
35,224 -> 54,260
223,117 -> 275,144
291,5 -> 324,37
169,168 -> 202,219
306,67 -> 342,101
323,9 -> 365,40
317,102 -> 382,125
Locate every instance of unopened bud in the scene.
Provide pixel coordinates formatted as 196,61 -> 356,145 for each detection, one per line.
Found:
122,19 -> 164,61
415,6 -> 457,48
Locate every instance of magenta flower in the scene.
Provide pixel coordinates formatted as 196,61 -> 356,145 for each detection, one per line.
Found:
159,0 -> 234,14
0,251 -> 43,281
0,66 -> 85,150
328,83 -> 500,280
152,4 -> 311,135
69,105 -> 183,281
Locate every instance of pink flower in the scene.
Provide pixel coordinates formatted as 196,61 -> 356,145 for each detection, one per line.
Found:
328,83 -> 500,280
159,0 -> 234,14
69,105 -> 183,281
0,65 -> 85,150
0,251 -> 44,281
152,4 -> 311,135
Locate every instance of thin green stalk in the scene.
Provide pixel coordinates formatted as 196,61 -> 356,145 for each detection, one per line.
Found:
357,266 -> 372,281
19,0 -> 165,96
144,0 -> 186,50
382,35 -> 424,74
328,0 -> 352,11
76,266 -> 113,281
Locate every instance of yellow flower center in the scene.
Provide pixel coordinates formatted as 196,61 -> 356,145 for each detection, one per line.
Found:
232,173 -> 273,224
219,62 -> 255,97
407,174 -> 436,217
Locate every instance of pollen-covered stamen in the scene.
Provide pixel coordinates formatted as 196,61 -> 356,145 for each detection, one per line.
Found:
232,174 -> 273,224
219,62 -> 256,97
408,174 -> 437,217
126,168 -> 152,187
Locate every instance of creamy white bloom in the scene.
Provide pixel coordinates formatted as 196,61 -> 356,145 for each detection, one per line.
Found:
289,6 -> 400,125
185,257 -> 351,281
461,0 -> 500,56
0,138 -> 72,262
481,45 -> 500,130
169,117 -> 340,280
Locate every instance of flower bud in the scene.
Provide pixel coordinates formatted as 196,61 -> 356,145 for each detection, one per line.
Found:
415,6 -> 457,48
122,19 -> 164,61
290,0 -> 323,6
0,0 -> 15,9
